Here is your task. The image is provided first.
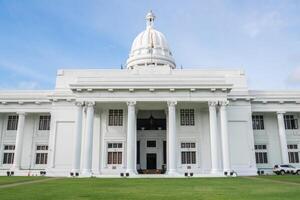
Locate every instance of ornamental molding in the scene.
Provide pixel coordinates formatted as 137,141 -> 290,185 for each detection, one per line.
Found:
208,101 -> 218,107
70,85 -> 233,91
276,111 -> 286,115
167,101 -> 177,107
70,73 -> 234,92
16,111 -> 26,115
249,90 -> 300,103
85,101 -> 95,107
127,101 -> 136,106
75,101 -> 84,107
219,100 -> 229,106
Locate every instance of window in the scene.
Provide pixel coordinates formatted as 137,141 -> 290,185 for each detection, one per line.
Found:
288,144 -> 299,163
147,141 -> 156,148
35,145 -> 48,164
284,115 -> 298,130
181,142 -> 196,164
108,110 -> 123,126
2,145 -> 15,164
107,143 -> 122,148
252,115 -> 264,130
180,109 -> 195,126
107,143 -> 123,165
7,115 -> 18,130
38,115 -> 51,130
181,142 -> 196,148
254,144 -> 268,164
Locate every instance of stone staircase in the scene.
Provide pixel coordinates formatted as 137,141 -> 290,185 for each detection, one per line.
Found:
139,169 -> 165,174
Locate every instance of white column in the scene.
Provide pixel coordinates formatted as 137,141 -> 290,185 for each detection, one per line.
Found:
208,101 -> 219,173
46,111 -> 55,170
167,101 -> 177,175
11,112 -> 26,170
126,101 -> 137,175
81,101 -> 95,176
219,100 -> 231,173
99,110 -> 105,172
277,112 -> 289,164
72,102 -> 83,174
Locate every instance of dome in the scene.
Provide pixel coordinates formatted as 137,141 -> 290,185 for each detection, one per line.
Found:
126,11 -> 176,69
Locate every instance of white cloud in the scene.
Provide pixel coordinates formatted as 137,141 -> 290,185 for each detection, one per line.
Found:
243,11 -> 283,38
287,67 -> 300,84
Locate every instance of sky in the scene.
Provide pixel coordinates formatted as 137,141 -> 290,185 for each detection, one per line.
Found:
0,0 -> 300,90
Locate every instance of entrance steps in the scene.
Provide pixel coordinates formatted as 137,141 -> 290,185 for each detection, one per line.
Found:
138,169 -> 164,174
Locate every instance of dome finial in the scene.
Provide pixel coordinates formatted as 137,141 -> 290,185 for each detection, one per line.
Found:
146,10 -> 155,28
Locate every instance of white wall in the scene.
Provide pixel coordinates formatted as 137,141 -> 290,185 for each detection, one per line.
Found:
253,112 -> 300,170
47,101 -> 76,175
176,103 -> 211,174
0,113 -> 50,171
227,101 -> 257,175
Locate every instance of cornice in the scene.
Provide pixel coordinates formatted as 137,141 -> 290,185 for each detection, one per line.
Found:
69,85 -> 234,93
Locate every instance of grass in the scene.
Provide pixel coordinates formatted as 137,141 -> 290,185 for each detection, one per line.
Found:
0,176 -> 46,186
256,175 -> 300,184
0,176 -> 299,200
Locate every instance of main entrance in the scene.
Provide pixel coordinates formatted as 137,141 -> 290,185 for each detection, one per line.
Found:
136,110 -> 166,174
146,153 -> 157,169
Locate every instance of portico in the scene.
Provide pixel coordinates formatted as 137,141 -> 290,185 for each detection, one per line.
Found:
68,99 -> 232,177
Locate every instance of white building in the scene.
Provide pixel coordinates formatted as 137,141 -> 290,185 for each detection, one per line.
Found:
0,11 -> 300,177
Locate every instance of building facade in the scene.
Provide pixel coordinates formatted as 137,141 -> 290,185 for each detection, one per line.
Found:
0,12 -> 300,177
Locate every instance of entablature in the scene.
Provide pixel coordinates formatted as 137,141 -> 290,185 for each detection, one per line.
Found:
249,90 -> 300,105
249,91 -> 300,112
69,85 -> 233,94
0,90 -> 52,105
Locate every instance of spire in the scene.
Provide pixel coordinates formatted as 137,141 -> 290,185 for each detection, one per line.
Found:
146,10 -> 155,28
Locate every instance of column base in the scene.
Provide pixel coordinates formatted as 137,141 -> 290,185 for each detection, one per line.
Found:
125,169 -> 138,177
211,168 -> 223,175
166,169 -> 180,177
81,169 -> 93,177
223,169 -> 231,173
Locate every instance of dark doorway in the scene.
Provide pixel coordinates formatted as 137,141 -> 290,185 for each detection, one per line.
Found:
137,141 -> 140,165
146,153 -> 157,169
137,110 -> 166,130
163,141 -> 166,165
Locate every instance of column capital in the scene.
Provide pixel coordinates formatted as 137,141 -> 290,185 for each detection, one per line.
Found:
75,101 -> 84,107
167,101 -> 177,107
219,100 -> 229,107
85,101 -> 95,107
16,112 -> 26,116
127,101 -> 136,106
277,111 -> 286,115
208,101 -> 218,107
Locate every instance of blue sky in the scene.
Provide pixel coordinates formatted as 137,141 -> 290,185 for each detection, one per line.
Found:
0,0 -> 300,90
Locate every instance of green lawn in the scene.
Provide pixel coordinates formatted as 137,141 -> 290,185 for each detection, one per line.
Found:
256,175 -> 300,184
0,176 -> 299,200
0,176 -> 46,186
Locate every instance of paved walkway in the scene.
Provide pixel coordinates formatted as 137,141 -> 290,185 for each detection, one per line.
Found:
242,176 -> 300,186
0,177 -> 61,189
